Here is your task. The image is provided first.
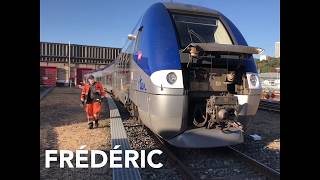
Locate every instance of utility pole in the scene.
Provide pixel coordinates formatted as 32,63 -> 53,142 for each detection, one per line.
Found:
69,41 -> 71,88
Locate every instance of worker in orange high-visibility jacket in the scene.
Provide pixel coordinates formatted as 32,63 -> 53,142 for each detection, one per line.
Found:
80,75 -> 106,129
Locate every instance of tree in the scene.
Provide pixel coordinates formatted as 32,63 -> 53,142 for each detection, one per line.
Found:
256,58 -> 280,73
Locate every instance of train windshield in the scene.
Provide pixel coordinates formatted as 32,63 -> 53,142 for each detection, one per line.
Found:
171,14 -> 233,49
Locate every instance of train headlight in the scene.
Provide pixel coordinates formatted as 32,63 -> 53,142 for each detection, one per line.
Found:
249,74 -> 257,87
166,72 -> 177,84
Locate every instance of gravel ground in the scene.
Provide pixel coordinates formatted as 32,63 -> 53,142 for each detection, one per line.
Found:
173,147 -> 267,180
40,87 -> 112,179
113,99 -> 182,180
233,110 -> 280,172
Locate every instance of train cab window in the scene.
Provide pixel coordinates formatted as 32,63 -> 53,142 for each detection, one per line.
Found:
171,14 -> 233,49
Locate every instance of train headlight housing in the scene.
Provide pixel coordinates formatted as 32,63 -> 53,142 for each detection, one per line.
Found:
166,72 -> 177,84
249,74 -> 257,86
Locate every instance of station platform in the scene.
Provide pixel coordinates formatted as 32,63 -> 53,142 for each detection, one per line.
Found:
106,93 -> 142,180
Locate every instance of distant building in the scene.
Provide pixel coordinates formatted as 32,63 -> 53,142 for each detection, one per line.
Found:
259,72 -> 280,90
260,54 -> 271,61
259,72 -> 280,79
40,42 -> 121,86
260,55 -> 267,61
275,42 -> 280,58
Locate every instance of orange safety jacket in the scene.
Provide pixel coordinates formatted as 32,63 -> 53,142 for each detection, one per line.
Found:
80,82 -> 106,102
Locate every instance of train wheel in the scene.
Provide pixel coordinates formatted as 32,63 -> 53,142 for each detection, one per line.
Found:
128,102 -> 135,117
124,98 -> 130,109
133,104 -> 143,125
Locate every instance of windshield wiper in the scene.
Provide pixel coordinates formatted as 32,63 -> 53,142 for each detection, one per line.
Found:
188,29 -> 206,43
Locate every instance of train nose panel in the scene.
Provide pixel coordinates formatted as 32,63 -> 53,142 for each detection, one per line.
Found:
167,127 -> 243,148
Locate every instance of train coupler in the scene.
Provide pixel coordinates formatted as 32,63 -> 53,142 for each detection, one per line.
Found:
193,95 -> 241,131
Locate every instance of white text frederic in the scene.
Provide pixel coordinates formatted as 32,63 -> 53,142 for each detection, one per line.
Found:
45,145 -> 163,169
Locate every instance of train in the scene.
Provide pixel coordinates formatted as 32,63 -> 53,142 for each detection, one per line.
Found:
83,2 -> 263,148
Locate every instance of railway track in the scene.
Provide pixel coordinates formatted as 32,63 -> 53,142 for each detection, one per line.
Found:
259,100 -> 280,112
152,133 -> 280,180
228,146 -> 280,180
152,134 -> 198,180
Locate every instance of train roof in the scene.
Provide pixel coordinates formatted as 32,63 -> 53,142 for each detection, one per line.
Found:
162,2 -> 221,17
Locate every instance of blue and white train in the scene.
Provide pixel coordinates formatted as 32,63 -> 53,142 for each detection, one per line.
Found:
84,2 -> 263,148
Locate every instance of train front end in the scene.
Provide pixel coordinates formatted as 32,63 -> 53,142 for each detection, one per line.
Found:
168,42 -> 263,148
164,3 -> 262,148
135,3 -> 262,148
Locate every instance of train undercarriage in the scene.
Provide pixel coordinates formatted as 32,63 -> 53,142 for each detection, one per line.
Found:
181,44 -> 254,134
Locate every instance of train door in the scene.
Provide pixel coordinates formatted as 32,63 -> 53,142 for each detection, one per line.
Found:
137,25 -> 151,127
130,23 -> 152,127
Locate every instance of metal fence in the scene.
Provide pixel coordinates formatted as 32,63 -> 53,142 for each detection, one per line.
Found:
259,73 -> 280,91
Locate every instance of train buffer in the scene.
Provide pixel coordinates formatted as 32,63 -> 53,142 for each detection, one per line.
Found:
106,94 -> 142,180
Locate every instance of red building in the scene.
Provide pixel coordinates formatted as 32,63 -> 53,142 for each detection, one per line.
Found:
40,42 -> 121,86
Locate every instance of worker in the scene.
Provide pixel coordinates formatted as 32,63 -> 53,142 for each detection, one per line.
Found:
80,75 -> 106,129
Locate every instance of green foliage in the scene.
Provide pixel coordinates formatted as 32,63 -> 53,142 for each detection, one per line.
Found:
256,58 -> 280,73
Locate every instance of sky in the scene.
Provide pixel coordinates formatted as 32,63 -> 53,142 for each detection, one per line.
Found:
40,0 -> 280,57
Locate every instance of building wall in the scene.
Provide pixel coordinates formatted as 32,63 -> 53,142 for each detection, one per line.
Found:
40,62 -> 108,84
260,55 -> 272,61
40,42 -> 120,86
275,42 -> 280,58
260,55 -> 267,61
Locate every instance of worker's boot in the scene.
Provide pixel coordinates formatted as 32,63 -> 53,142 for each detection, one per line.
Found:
94,120 -> 99,128
88,122 -> 94,129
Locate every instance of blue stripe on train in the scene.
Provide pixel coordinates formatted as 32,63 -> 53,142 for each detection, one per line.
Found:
133,3 -> 257,75
133,3 -> 181,76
